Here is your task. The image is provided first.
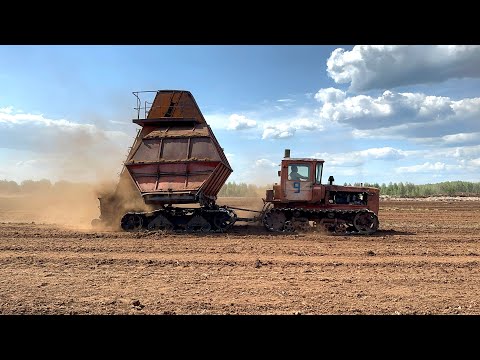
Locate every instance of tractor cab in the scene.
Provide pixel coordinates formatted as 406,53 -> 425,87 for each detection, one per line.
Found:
265,149 -> 326,204
281,158 -> 323,202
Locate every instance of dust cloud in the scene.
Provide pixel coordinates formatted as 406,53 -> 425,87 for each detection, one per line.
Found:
0,181 -> 106,229
0,169 -> 158,231
45,123 -> 134,184
0,111 -> 141,229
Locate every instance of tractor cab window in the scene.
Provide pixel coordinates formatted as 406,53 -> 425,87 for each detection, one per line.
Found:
316,163 -> 323,184
288,164 -> 310,181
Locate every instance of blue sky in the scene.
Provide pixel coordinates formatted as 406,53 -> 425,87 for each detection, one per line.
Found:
1,45 -> 480,186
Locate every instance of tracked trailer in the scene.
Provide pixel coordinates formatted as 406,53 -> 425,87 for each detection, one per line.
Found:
92,90 -> 380,234
92,90 -> 237,232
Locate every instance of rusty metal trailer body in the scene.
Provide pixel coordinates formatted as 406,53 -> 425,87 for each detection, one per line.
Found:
93,90 -> 236,232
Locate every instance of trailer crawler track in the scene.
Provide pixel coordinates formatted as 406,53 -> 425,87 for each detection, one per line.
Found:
120,206 -> 238,233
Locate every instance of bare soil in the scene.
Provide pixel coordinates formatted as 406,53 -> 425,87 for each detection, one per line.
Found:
1,196 -> 480,315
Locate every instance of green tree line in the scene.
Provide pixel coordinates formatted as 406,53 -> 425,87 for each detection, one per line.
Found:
219,180 -> 480,197
3,179 -> 480,198
345,181 -> 480,197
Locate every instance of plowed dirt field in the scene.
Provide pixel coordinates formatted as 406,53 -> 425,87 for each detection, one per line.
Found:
1,197 -> 480,314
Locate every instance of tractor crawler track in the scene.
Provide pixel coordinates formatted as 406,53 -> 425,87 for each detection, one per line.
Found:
262,207 -> 379,235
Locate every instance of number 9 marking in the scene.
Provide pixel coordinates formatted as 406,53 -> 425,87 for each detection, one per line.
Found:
293,181 -> 301,193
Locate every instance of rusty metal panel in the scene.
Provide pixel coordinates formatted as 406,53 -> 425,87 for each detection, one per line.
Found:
367,188 -> 380,214
215,166 -> 232,193
191,138 -> 221,161
146,125 -> 209,139
156,162 -> 215,191
162,138 -> 188,160
128,164 -> 158,192
174,92 -> 203,121
128,162 -> 221,193
147,91 -> 181,119
147,91 -> 206,123
209,165 -> 230,194
311,185 -> 326,203
184,163 -> 217,189
132,139 -> 161,162
155,163 -> 188,191
187,175 -> 210,189
208,124 -> 231,169
285,180 -> 313,201
202,163 -> 231,197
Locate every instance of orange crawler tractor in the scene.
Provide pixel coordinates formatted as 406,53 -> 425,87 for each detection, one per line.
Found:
92,90 -> 380,234
262,149 -> 379,234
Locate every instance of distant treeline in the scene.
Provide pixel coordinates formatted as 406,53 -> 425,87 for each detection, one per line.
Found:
218,180 -> 480,198
217,182 -> 268,197
0,179 -> 93,194
3,179 -> 480,198
348,181 -> 480,197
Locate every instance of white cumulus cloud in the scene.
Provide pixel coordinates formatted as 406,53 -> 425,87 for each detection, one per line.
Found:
396,162 -> 454,173
327,45 -> 480,91
317,90 -> 454,129
0,108 -> 96,130
314,89 -> 480,140
311,147 -> 407,167
449,145 -> 480,159
467,158 -> 480,167
227,114 -> 257,130
262,125 -> 295,139
16,159 -> 40,167
255,159 -> 278,167
0,106 -> 13,114
314,87 -> 346,104
358,147 -> 406,160
441,132 -> 480,145
262,118 -> 322,139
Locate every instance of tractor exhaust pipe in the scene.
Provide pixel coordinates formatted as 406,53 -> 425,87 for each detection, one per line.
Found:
284,149 -> 290,158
